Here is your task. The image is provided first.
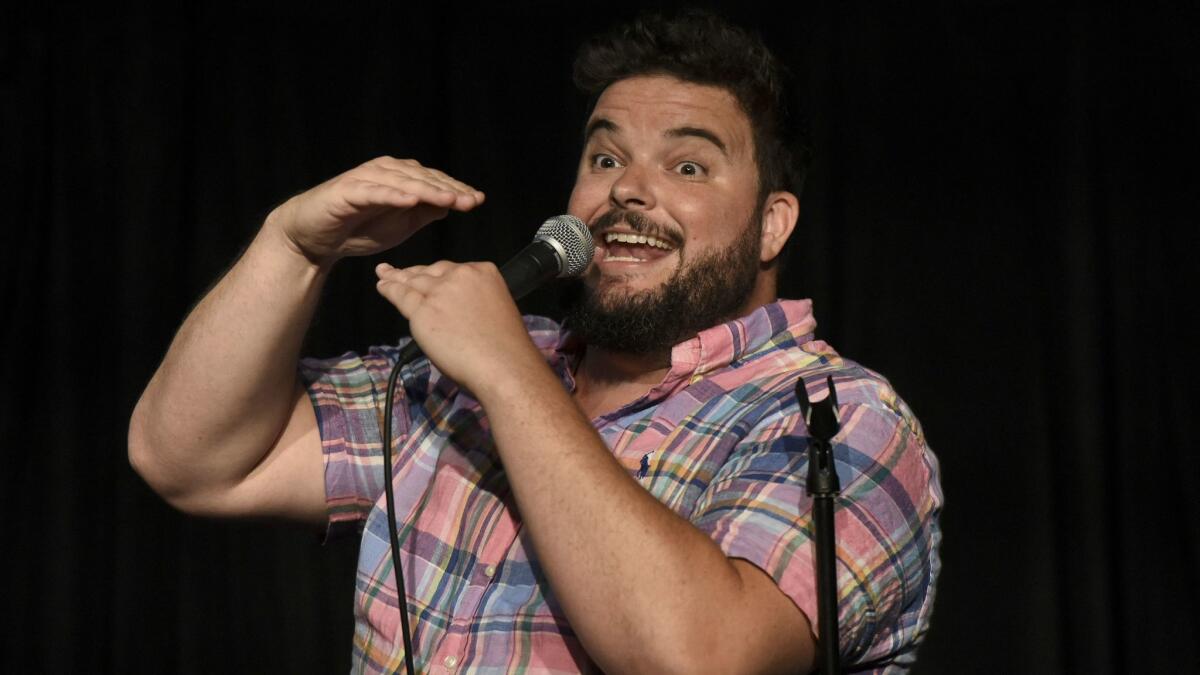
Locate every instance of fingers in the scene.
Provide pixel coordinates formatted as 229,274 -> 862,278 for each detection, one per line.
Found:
369,157 -> 481,195
338,180 -> 422,210
374,260 -> 454,282
374,260 -> 497,316
374,261 -> 453,316
359,156 -> 485,212
375,265 -> 422,318
335,175 -> 474,216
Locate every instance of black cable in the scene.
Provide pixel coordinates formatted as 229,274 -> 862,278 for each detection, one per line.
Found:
382,356 -> 416,675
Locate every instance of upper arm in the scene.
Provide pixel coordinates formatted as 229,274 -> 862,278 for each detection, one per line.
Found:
187,382 -> 328,528
729,558 -> 817,674
691,400 -> 941,668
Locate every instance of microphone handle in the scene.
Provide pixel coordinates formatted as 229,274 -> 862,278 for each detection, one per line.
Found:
499,240 -> 563,301
397,336 -> 423,366
394,240 -> 564,366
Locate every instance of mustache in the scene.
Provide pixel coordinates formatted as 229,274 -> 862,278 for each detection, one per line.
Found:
590,209 -> 684,249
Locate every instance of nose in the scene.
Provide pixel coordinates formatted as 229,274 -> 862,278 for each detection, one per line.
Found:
609,164 -> 656,211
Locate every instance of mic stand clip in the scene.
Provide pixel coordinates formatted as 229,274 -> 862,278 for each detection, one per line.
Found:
797,375 -> 842,675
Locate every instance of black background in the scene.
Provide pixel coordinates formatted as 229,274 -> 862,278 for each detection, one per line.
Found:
3,2 -> 1197,673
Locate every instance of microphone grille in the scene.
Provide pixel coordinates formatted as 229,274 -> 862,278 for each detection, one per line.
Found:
535,215 -> 594,277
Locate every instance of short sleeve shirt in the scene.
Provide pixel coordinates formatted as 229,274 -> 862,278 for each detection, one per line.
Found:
299,299 -> 943,674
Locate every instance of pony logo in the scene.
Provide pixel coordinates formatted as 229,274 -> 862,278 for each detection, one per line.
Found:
637,452 -> 653,479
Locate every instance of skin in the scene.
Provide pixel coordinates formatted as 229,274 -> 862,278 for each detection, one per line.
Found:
129,76 -> 813,673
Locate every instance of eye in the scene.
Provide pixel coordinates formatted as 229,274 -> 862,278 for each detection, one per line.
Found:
591,154 -> 621,170
675,161 -> 706,177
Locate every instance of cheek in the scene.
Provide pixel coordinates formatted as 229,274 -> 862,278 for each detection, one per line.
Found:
672,191 -> 749,249
567,177 -> 607,219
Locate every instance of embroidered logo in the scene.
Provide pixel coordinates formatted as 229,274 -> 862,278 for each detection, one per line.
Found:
637,452 -> 652,479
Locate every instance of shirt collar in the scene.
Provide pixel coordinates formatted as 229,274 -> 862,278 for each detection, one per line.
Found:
654,298 -> 817,397
546,299 -> 818,401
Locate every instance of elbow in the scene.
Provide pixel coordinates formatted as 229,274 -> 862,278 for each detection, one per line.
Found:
127,396 -> 158,488
127,397 -> 198,513
127,397 -> 261,520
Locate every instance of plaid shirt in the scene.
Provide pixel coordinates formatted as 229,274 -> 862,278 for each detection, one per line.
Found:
300,299 -> 942,674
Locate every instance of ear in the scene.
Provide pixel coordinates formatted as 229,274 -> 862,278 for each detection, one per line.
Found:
758,191 -> 800,264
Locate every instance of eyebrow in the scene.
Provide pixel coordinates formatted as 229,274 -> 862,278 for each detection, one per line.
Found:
583,117 -> 618,143
582,118 -> 729,157
665,126 -> 728,156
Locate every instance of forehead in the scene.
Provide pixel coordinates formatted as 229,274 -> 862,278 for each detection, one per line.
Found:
587,75 -> 752,154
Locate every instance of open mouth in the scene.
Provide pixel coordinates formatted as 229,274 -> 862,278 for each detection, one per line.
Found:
599,231 -> 678,263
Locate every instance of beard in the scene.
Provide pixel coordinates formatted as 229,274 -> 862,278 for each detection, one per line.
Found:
561,212 -> 763,355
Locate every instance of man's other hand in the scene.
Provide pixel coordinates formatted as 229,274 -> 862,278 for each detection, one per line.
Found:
374,260 -> 544,393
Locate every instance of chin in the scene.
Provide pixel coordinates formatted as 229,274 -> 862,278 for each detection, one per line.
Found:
592,274 -> 666,302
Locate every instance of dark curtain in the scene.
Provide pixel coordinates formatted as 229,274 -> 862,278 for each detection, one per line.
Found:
3,2 -> 1196,673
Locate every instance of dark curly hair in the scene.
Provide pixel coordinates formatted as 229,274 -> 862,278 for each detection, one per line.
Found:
573,10 -> 809,207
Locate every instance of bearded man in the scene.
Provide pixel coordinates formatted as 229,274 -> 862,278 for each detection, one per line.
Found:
129,11 -> 942,674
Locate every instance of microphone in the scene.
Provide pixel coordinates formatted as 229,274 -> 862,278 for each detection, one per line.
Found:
396,214 -> 594,364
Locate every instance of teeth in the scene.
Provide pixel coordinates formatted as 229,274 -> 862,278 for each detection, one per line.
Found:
603,232 -> 673,250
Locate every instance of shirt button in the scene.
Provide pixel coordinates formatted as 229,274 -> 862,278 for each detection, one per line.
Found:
444,654 -> 459,669
484,565 -> 497,578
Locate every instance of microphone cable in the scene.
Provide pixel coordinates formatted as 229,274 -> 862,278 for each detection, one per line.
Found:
382,357 -> 417,675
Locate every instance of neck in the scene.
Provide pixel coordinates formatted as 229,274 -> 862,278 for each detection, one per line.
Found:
570,272 -> 778,417
572,345 -> 671,419
578,345 -> 671,385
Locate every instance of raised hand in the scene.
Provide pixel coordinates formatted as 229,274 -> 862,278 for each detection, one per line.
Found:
266,156 -> 485,268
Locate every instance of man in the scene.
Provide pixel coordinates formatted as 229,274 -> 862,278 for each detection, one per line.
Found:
129,11 -> 942,674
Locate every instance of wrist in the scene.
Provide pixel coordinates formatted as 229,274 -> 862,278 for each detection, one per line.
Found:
259,203 -> 337,274
471,341 -> 561,410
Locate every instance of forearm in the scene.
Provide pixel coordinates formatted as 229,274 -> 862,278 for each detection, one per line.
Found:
476,362 -> 753,674
129,216 -> 327,503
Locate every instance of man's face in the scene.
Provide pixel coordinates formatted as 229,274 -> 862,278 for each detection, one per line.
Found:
564,75 -> 766,353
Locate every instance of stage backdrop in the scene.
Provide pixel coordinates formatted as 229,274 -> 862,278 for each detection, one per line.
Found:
3,2 -> 1196,673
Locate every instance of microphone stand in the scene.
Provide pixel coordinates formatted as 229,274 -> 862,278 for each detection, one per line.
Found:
797,375 -> 842,675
